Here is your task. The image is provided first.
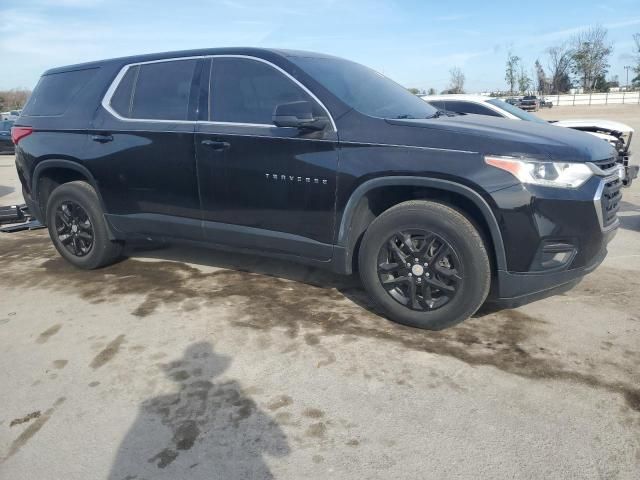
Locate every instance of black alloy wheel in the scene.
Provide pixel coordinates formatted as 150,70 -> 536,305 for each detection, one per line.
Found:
55,201 -> 94,257
377,230 -> 462,311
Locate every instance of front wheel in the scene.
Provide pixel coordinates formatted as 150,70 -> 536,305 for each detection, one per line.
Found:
358,200 -> 491,330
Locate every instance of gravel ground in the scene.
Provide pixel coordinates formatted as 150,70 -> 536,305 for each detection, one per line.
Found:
0,106 -> 639,479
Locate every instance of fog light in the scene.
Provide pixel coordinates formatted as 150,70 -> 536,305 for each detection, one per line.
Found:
530,241 -> 577,271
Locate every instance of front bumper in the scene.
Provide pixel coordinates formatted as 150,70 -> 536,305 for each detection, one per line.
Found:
490,165 -> 621,305
493,225 -> 615,307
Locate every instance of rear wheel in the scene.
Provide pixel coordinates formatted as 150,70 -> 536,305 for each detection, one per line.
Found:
358,200 -> 490,330
46,181 -> 123,269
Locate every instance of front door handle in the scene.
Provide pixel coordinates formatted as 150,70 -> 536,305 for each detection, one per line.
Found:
91,134 -> 113,143
201,139 -> 230,151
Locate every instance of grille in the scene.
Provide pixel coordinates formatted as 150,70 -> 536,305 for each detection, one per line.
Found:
594,157 -> 617,171
601,176 -> 622,227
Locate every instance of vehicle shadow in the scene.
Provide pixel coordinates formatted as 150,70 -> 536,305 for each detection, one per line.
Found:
107,341 -> 290,480
617,200 -> 640,232
127,242 -> 389,318
0,184 -> 15,200
126,242 -> 509,322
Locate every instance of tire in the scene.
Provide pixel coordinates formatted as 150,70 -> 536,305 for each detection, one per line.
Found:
46,181 -> 123,269
358,200 -> 491,330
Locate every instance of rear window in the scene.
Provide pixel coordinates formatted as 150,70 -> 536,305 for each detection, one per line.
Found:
22,68 -> 98,116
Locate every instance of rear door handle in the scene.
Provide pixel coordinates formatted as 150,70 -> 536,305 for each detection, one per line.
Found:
201,139 -> 230,151
91,134 -> 113,143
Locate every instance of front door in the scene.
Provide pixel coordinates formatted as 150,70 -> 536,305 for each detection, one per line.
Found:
195,56 -> 339,260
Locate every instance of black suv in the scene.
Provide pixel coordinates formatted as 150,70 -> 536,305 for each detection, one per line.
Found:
13,48 -> 622,329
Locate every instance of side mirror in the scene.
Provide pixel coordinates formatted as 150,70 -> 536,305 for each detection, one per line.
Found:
272,101 -> 328,131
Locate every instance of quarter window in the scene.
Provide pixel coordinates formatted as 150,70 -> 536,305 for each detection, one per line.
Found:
110,66 -> 138,118
210,58 -> 322,125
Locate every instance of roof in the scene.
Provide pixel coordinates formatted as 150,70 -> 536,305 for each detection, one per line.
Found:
43,47 -> 336,75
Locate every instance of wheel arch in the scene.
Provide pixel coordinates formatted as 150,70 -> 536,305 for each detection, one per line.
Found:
32,160 -> 98,212
336,176 -> 507,275
31,160 -> 112,234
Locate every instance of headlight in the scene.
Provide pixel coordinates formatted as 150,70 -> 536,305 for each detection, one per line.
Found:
484,155 -> 593,188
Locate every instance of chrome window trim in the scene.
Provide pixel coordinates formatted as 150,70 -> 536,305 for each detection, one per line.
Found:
101,54 -> 337,131
101,56 -> 203,125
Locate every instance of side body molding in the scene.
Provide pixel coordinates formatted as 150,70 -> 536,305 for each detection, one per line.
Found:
336,176 -> 507,272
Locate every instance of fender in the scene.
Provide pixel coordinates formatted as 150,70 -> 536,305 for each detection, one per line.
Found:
31,159 -> 118,238
32,159 -> 101,203
336,176 -> 507,272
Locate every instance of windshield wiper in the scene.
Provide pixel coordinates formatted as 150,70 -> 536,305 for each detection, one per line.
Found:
428,110 -> 464,118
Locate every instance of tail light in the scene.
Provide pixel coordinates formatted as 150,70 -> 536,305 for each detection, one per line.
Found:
11,126 -> 33,145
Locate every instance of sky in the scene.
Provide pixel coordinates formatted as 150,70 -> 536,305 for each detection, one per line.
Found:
1,0 -> 639,93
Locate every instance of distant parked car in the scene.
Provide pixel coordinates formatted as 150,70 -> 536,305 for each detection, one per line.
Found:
1,110 -> 21,122
421,94 -> 637,185
0,120 -> 15,154
505,97 -> 521,107
539,98 -> 553,108
520,95 -> 539,111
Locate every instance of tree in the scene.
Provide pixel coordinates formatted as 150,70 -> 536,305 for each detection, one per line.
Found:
407,88 -> 422,95
632,33 -> 640,87
571,25 -> 612,92
517,66 -> 531,93
505,51 -> 520,94
0,89 -> 31,111
534,60 -> 548,95
446,67 -> 465,94
546,44 -> 573,94
427,87 -> 437,95
593,74 -> 609,92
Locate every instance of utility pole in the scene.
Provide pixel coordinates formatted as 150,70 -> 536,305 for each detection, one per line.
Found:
624,66 -> 632,90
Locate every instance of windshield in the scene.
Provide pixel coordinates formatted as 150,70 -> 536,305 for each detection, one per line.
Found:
290,56 -> 438,119
487,99 -> 547,124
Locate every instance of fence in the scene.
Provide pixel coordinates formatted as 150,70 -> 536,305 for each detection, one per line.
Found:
542,91 -> 640,106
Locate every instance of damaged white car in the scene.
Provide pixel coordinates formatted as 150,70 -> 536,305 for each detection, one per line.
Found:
422,94 -> 638,186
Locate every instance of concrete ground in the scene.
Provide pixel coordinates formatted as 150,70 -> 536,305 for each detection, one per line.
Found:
1,106 -> 639,479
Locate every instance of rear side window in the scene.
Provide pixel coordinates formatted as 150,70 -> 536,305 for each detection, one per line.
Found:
22,68 -> 98,116
210,57 -> 321,124
129,59 -> 196,120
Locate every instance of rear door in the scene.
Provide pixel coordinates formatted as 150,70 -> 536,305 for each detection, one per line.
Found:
89,58 -> 203,240
194,56 -> 339,260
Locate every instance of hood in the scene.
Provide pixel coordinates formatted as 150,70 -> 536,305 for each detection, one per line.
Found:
385,114 -> 617,162
552,119 -> 633,134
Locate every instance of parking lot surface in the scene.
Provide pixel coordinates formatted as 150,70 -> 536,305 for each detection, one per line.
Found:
1,106 -> 639,479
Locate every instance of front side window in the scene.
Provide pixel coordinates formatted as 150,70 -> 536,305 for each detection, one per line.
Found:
210,57 -> 324,125
111,59 -> 196,121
